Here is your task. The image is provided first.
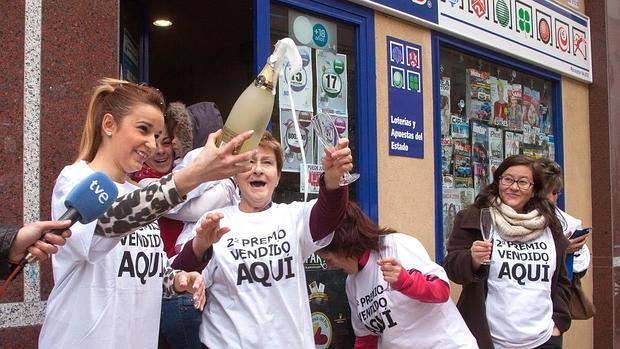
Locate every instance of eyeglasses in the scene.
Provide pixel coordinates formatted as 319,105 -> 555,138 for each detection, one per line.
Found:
499,176 -> 533,190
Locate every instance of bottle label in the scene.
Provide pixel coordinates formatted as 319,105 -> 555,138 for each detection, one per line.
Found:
254,75 -> 274,91
221,126 -> 241,154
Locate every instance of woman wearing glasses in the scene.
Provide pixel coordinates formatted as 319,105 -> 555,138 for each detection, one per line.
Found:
444,155 -> 571,349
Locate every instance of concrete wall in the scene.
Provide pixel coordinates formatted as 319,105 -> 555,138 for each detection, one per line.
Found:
374,13 -> 437,256
560,77 -> 593,349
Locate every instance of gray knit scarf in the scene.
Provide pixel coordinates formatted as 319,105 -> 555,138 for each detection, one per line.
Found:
490,198 -> 546,242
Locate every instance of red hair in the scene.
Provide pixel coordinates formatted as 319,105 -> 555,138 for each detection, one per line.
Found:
320,202 -> 395,258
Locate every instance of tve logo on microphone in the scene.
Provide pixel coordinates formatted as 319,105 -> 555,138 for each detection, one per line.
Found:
63,172 -> 118,224
90,179 -> 113,204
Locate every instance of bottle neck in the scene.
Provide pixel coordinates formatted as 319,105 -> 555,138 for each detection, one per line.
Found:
254,62 -> 276,91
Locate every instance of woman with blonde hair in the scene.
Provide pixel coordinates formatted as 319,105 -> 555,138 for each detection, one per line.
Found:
39,78 -> 255,348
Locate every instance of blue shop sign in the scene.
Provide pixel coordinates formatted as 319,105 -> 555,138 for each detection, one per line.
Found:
387,36 -> 424,158
357,0 -> 438,24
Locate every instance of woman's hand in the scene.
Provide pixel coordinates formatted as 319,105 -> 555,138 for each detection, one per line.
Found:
567,234 -> 588,254
377,257 -> 402,285
321,138 -> 353,190
174,130 -> 256,196
470,240 -> 493,271
192,212 -> 230,258
173,271 -> 206,311
552,325 -> 561,336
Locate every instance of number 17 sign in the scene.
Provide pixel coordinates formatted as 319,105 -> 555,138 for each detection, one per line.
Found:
315,49 -> 348,117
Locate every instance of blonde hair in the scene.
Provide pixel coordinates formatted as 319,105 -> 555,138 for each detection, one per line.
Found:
76,78 -> 165,162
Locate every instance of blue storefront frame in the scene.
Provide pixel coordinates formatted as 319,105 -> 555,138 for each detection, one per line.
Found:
255,0 -> 378,221
431,32 -> 565,264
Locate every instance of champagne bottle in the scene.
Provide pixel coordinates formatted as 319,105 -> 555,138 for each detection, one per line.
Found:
221,60 -> 277,154
221,38 -> 302,154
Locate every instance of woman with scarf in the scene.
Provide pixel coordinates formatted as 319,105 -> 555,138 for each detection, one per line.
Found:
444,155 -> 571,349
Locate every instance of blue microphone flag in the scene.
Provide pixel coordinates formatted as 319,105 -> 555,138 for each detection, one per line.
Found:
64,172 -> 118,224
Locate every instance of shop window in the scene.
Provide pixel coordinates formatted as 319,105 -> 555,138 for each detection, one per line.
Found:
269,4 -> 358,204
439,45 -> 557,253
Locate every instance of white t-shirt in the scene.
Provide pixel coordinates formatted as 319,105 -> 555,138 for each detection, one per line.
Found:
168,146 -> 238,252
196,201 -> 332,348
556,208 -> 590,273
486,228 -> 556,348
347,233 -> 478,349
39,161 -> 167,349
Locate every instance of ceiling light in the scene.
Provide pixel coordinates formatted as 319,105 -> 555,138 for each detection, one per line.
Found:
153,19 -> 173,27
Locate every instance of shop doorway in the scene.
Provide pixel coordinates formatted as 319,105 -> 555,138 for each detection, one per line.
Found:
120,0 -> 254,116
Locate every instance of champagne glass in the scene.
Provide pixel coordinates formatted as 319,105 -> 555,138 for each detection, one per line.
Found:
378,234 -> 396,291
310,112 -> 360,186
479,208 -> 494,265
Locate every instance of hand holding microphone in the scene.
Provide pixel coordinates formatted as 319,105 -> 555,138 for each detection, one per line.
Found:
8,220 -> 72,264
0,172 -> 118,298
18,171 -> 119,266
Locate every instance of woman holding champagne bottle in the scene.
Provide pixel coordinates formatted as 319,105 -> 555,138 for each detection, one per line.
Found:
444,155 -> 571,349
188,131 -> 353,348
38,78 -> 256,349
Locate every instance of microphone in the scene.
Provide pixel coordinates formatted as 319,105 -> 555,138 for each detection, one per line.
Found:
0,172 -> 118,298
21,171 -> 119,265
0,172 -> 118,299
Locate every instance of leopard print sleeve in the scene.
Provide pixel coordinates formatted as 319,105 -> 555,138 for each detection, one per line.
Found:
95,173 -> 185,238
162,265 -> 181,298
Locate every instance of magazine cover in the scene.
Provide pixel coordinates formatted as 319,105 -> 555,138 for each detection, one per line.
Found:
488,126 -> 504,161
443,175 -> 455,188
473,162 -> 490,196
440,77 -> 451,136
504,131 -> 523,157
450,114 -> 469,138
454,176 -> 474,188
548,134 -> 555,160
507,83 -> 523,130
453,137 -> 472,182
537,133 -> 552,159
490,159 -> 503,182
522,143 -> 544,159
443,189 -> 461,243
539,88 -> 552,134
523,86 -> 540,128
490,77 -> 509,127
465,69 -> 492,121
443,188 -> 474,246
522,124 -> 536,144
441,137 -> 453,175
533,127 -> 542,144
471,120 -> 489,164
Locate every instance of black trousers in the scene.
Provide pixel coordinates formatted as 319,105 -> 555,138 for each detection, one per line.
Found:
535,335 -> 563,349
